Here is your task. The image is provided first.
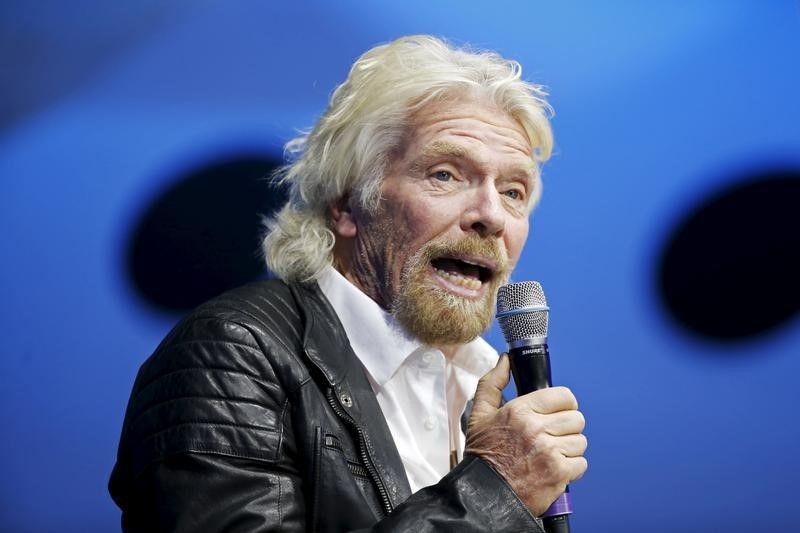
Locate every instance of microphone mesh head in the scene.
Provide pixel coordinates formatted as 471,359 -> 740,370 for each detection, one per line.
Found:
496,281 -> 549,343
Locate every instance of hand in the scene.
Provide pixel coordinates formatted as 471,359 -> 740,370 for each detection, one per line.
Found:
465,354 -> 588,517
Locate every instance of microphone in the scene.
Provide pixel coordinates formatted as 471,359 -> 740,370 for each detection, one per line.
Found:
496,281 -> 572,533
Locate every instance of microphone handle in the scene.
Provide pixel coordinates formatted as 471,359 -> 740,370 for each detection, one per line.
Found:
508,342 -> 572,533
508,342 -> 552,393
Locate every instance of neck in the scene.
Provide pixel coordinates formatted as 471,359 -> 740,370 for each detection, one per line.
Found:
437,344 -> 459,360
332,246 -> 391,310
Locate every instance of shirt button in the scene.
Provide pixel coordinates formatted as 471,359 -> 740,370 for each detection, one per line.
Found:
421,352 -> 434,366
424,416 -> 437,431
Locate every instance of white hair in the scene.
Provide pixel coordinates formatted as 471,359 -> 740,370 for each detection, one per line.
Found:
262,35 -> 554,282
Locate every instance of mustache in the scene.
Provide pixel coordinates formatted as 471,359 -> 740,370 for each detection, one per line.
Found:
407,233 -> 511,280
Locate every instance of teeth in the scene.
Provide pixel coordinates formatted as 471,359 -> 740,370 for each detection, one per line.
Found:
433,267 -> 482,290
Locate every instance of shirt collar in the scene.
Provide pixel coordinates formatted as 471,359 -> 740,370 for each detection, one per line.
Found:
317,266 -> 498,386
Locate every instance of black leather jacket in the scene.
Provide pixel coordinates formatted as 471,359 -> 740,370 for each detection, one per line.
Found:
109,280 -> 541,532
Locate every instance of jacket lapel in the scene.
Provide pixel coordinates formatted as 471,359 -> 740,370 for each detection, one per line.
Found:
291,282 -> 413,508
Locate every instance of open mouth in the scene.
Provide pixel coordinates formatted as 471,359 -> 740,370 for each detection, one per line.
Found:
430,256 -> 494,292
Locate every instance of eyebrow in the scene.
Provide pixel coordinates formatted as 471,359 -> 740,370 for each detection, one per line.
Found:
421,140 -> 468,159
507,160 -> 538,179
410,139 -> 538,180
408,140 -> 468,172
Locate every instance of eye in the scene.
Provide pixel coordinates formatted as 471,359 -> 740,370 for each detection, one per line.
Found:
432,170 -> 453,182
503,188 -> 525,201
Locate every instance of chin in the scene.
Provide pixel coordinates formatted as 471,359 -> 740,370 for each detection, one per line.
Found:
392,280 -> 495,346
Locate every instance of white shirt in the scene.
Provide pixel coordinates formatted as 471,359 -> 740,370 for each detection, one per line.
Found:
317,267 -> 498,492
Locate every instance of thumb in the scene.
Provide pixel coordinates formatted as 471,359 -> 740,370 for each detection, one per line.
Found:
469,354 -> 510,422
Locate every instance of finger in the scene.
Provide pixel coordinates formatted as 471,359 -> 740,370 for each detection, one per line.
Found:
519,386 -> 578,415
543,410 -> 586,437
470,354 -> 511,421
554,433 -> 588,458
563,456 -> 589,482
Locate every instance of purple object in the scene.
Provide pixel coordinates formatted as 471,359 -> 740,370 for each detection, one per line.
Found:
542,492 -> 572,517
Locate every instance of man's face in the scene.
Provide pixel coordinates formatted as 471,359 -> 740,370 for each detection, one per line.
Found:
332,97 -> 536,348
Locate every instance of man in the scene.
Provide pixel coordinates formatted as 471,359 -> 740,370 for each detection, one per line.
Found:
110,35 -> 587,532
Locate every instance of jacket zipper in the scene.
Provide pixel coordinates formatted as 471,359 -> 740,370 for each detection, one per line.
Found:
324,435 -> 371,479
326,388 -> 393,516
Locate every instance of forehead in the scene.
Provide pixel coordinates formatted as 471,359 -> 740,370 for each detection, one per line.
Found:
403,98 -> 534,167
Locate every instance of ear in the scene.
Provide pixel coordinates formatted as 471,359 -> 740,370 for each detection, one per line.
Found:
329,196 -> 358,238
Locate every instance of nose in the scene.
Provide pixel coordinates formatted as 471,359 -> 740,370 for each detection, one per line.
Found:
461,182 -> 506,238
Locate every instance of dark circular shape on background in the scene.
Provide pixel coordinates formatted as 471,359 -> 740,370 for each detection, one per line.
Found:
127,154 -> 286,312
657,168 -> 800,341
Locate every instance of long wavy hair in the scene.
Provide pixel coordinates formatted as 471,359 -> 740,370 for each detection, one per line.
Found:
262,35 -> 554,282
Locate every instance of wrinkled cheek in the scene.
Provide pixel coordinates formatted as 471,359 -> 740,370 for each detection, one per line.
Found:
370,224 -> 418,298
507,225 -> 530,267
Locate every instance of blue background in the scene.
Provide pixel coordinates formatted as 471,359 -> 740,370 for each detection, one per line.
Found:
1,2 -> 799,531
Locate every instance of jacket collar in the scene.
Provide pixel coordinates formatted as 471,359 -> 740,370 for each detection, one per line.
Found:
316,266 -> 421,387
291,281 -> 354,386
